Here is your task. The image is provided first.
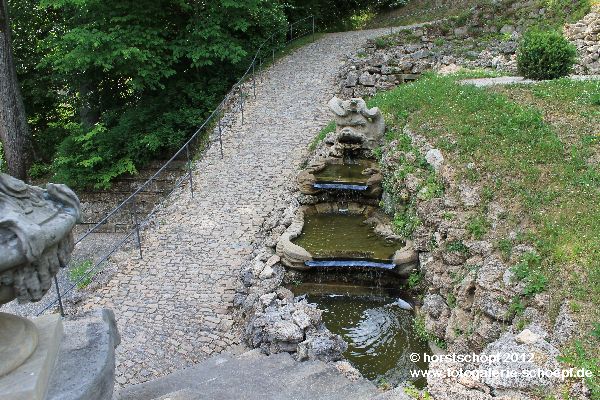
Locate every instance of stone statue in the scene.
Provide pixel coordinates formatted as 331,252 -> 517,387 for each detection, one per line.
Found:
327,96 -> 385,151
0,172 -> 80,378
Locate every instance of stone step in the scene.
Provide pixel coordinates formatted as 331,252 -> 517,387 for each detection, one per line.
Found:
116,351 -> 380,400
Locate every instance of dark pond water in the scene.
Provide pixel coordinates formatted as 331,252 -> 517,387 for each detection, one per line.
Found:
292,283 -> 431,388
292,213 -> 401,261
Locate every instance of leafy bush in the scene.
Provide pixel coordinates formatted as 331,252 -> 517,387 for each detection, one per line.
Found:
517,29 -> 577,80
467,215 -> 489,239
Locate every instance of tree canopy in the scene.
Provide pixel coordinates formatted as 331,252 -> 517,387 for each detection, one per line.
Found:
4,0 -> 405,187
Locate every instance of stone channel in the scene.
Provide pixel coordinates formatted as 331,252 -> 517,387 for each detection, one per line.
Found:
237,94 -> 435,390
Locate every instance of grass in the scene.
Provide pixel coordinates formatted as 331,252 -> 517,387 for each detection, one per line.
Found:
309,120 -> 335,151
367,0 -> 590,29
369,73 -> 599,392
366,0 -> 481,28
68,259 -> 94,289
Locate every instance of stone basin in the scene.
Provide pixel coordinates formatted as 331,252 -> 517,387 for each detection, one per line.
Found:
290,282 -> 431,389
276,203 -> 417,276
297,158 -> 382,197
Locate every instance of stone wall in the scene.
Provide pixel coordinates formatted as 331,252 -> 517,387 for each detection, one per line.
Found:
565,5 -> 600,75
376,125 -> 583,398
338,2 -> 599,99
337,19 -> 520,99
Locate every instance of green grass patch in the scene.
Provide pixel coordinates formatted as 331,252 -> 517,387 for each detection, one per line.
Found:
68,259 -> 94,289
467,214 -> 489,239
393,206 -> 421,238
446,240 -> 470,255
309,121 -> 335,151
369,73 -> 600,390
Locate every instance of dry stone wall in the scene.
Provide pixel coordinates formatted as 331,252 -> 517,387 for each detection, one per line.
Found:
565,5 -> 600,75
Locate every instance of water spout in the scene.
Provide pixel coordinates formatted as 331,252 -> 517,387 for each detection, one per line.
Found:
306,260 -> 396,269
313,183 -> 368,191
387,298 -> 413,311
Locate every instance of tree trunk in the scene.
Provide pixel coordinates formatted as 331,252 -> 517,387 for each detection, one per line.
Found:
0,0 -> 30,180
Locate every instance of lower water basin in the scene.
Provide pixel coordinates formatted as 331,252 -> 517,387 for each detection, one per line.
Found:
291,283 -> 431,388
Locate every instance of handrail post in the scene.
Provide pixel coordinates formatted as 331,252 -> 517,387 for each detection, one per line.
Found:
239,87 -> 244,124
54,275 -> 65,317
290,24 -> 293,42
218,118 -> 224,159
131,196 -> 143,258
312,16 -> 315,41
185,144 -> 194,198
252,60 -> 256,99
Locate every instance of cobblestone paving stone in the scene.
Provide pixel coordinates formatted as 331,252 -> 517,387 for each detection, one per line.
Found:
79,28 -> 396,388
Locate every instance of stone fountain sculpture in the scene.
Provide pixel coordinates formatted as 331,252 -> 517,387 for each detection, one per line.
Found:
0,172 -> 80,398
327,96 -> 385,154
297,96 -> 385,197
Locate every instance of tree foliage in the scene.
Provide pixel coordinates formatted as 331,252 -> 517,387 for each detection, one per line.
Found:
9,0 -> 287,188
6,0 -> 409,188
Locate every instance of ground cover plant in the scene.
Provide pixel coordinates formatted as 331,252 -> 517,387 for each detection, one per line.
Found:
369,73 -> 600,395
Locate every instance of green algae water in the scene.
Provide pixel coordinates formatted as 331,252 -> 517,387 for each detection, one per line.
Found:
313,162 -> 371,184
292,283 -> 431,388
292,213 -> 400,261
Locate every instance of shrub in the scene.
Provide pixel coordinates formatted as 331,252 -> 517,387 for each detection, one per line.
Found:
517,29 -> 577,80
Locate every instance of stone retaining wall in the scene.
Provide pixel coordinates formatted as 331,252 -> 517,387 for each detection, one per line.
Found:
565,5 -> 600,75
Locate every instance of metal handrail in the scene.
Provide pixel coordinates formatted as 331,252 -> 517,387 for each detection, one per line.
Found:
36,15 -> 316,317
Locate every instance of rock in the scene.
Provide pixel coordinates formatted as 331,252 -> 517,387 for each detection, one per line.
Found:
266,320 -> 304,343
551,301 -> 576,347
454,26 -> 469,37
259,292 -> 277,307
459,183 -> 481,207
438,63 -> 461,75
514,329 -> 540,345
46,309 -> 120,400
480,328 -> 562,392
334,361 -> 362,382
425,148 -> 444,171
428,359 -> 493,400
344,70 -> 359,87
265,255 -> 280,268
291,309 -> 312,330
358,71 -> 376,86
296,331 -> 347,362
500,24 -> 515,34
259,265 -> 275,280
421,294 -> 451,339
241,268 -> 254,287
275,287 -> 294,302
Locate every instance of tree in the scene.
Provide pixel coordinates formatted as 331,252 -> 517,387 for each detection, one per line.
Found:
0,0 -> 30,180
37,0 -> 287,188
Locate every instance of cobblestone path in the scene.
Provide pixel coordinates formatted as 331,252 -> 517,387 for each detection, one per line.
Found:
81,28 -> 393,387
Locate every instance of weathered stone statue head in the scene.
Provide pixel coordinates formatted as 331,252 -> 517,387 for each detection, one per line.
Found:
0,172 -> 80,377
327,96 -> 385,152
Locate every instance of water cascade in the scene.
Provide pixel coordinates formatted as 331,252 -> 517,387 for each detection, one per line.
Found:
277,96 -> 430,388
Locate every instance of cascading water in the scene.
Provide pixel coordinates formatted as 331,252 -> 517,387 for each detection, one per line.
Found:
282,96 -> 428,389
